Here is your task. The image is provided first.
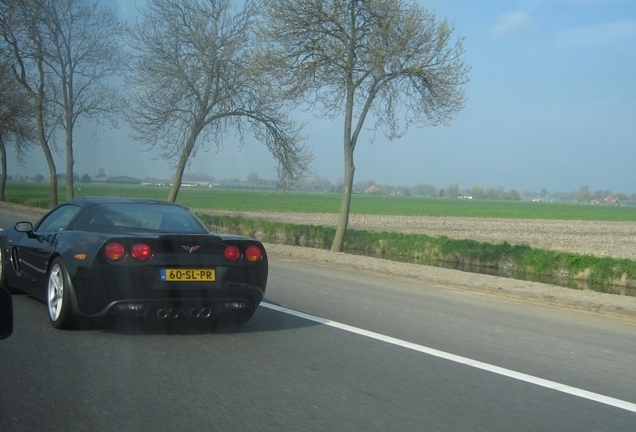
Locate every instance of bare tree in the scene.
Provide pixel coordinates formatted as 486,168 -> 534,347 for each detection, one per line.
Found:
128,0 -> 312,203
0,60 -> 35,200
579,185 -> 591,203
41,0 -> 128,199
0,0 -> 126,205
445,183 -> 460,198
1,0 -> 59,206
262,0 -> 469,251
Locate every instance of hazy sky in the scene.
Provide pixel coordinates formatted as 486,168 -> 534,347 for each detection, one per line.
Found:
8,0 -> 636,194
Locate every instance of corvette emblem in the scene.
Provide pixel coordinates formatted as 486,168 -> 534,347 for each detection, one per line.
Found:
182,245 -> 201,253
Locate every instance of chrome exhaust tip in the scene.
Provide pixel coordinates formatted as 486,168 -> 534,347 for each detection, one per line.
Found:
157,308 -> 168,319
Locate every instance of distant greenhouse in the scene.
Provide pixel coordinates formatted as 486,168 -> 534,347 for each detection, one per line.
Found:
105,176 -> 141,185
221,182 -> 276,190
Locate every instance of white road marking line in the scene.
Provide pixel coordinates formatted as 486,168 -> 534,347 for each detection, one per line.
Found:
261,302 -> 636,414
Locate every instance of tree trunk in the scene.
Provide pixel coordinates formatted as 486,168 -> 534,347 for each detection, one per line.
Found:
0,136 -> 6,202
44,144 -> 58,208
167,124 -> 203,203
35,99 -> 57,208
331,59 -> 357,252
167,160 -> 186,203
331,144 -> 355,252
65,108 -> 74,200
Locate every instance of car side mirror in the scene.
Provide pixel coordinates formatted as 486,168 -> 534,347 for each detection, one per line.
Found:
15,221 -> 34,233
0,286 -> 13,340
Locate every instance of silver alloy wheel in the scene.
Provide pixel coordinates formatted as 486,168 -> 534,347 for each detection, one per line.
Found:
48,263 -> 64,321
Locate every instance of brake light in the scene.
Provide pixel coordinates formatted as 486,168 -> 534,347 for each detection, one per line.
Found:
104,242 -> 126,261
224,245 -> 241,262
131,243 -> 152,261
245,245 -> 262,262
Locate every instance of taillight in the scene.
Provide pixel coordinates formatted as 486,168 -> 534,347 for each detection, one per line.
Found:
224,245 -> 241,262
131,243 -> 152,261
245,245 -> 262,262
104,242 -> 126,261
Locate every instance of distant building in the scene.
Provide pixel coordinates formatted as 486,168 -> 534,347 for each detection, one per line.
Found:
180,181 -> 214,187
604,195 -> 619,205
106,176 -> 141,185
364,185 -> 381,194
220,182 -> 276,190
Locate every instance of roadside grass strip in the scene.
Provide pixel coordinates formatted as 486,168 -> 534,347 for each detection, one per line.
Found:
261,302 -> 636,414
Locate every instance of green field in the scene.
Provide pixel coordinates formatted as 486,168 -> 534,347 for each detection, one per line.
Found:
5,182 -> 636,221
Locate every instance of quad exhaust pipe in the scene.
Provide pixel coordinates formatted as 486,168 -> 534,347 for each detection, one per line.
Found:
156,307 -> 214,319
156,308 -> 179,319
189,308 -> 212,318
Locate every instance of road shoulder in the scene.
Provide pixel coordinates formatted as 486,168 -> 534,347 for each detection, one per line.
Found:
265,243 -> 636,320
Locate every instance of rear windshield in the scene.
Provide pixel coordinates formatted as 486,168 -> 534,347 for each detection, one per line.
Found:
74,203 -> 208,234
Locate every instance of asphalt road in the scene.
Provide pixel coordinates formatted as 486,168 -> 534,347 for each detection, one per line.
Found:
1,209 -> 635,431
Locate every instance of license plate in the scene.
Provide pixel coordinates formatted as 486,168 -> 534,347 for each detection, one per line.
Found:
160,269 -> 216,282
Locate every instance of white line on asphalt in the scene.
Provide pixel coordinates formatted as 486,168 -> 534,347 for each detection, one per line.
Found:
261,302 -> 636,414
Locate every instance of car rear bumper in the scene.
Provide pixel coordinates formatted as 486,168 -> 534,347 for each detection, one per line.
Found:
95,296 -> 255,319
70,281 -> 265,319
71,263 -> 267,316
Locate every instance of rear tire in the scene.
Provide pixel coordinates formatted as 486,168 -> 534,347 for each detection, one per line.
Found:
47,258 -> 77,330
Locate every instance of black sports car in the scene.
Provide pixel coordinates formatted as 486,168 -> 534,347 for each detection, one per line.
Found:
0,197 -> 268,329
